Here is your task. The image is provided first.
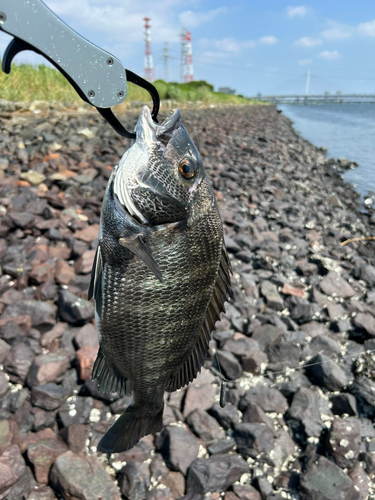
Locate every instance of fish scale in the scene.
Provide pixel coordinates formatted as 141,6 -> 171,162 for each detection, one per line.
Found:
89,106 -> 230,452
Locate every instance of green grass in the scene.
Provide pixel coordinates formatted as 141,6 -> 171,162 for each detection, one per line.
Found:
0,63 -> 261,106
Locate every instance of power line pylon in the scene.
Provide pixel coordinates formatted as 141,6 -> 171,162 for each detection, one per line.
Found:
183,31 -> 194,83
143,17 -> 155,82
180,28 -> 187,83
163,42 -> 170,82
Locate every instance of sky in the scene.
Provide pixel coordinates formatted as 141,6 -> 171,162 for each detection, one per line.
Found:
1,0 -> 375,96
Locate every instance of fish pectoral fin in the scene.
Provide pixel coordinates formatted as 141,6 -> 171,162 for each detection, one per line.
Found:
166,243 -> 232,393
92,347 -> 130,395
88,245 -> 103,317
118,235 -> 163,283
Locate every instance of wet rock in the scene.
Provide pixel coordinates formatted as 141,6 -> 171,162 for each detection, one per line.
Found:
299,455 -> 359,500
307,354 -> 348,391
27,438 -> 68,484
186,454 -> 248,494
327,417 -> 361,468
31,383 -> 70,410
186,409 -> 226,443
50,450 -> 121,500
27,350 -> 70,386
155,425 -> 200,475
320,271 -> 356,298
58,290 -> 95,324
286,387 -> 322,440
3,341 -> 35,383
119,461 -> 150,500
233,423 -> 275,459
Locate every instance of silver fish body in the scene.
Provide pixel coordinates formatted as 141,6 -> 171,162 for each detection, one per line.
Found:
89,106 -> 231,453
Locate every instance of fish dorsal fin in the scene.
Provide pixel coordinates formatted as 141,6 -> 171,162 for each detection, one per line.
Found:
92,347 -> 130,395
88,244 -> 103,317
166,244 -> 232,392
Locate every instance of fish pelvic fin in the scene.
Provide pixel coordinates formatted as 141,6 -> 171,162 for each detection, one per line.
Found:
97,405 -> 164,453
118,235 -> 163,283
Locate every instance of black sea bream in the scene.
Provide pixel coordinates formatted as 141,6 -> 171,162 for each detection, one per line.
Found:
88,105 -> 231,453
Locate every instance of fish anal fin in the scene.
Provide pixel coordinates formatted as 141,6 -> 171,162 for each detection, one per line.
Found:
166,244 -> 232,392
92,348 -> 129,395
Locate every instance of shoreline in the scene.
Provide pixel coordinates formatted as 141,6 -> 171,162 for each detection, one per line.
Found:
0,105 -> 374,499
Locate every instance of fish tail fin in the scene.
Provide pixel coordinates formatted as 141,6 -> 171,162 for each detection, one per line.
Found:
97,404 -> 164,453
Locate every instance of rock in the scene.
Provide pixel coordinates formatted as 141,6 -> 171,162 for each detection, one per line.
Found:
251,324 -> 283,350
27,350 -> 70,386
0,339 -> 11,364
3,300 -> 56,327
207,438 -> 236,455
209,403 -> 240,430
353,312 -> 375,337
358,264 -> 375,286
233,423 -> 275,459
287,387 -> 322,440
76,345 -> 98,381
241,350 -> 267,374
0,445 -> 28,499
75,323 -> 99,348
260,281 -> 284,311
50,450 -> 121,500
31,383 -> 70,410
0,419 -> 19,452
320,271 -> 356,298
304,335 -> 341,358
299,455 -> 359,500
26,485 -> 56,500
61,424 -> 90,454
186,454 -> 248,494
74,249 -> 96,274
307,354 -> 348,391
327,417 -> 361,469
216,350 -> 243,380
58,290 -> 95,324
183,381 -> 216,417
58,396 -> 94,427
3,342 -> 35,383
119,461 -> 150,500
242,402 -> 275,433
276,371 -> 311,400
0,372 -> 9,398
186,409 -> 226,443
55,260 -> 76,285
348,463 -> 369,500
223,336 -> 259,358
253,476 -> 273,499
272,430 -> 297,469
240,384 -> 288,414
160,471 -> 185,499
330,393 -> 358,416
27,438 -> 68,484
74,224 -> 100,243
232,484 -> 261,500
350,377 -> 375,418
155,425 -> 200,475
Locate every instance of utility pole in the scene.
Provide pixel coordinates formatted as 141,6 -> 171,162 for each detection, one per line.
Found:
163,42 -> 170,82
305,70 -> 310,95
143,17 -> 155,81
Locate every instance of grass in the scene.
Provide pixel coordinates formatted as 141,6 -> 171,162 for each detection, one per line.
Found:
0,63 -> 261,106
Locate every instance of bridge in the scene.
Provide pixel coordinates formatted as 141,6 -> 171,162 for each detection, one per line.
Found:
252,94 -> 375,104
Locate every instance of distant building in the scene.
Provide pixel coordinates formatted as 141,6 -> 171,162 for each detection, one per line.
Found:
218,87 -> 236,95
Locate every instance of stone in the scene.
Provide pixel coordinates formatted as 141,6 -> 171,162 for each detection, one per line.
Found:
18,428 -> 57,453
74,224 -> 100,243
3,300 -> 56,327
62,424 -> 90,454
119,461 -> 150,500
50,450 -> 121,500
3,342 -> 34,383
0,372 -> 9,398
186,455 -> 248,494
299,455 -> 359,500
241,350 -> 267,374
29,262 -> 55,284
233,423 -> 275,459
232,485 -> 261,500
328,417 -> 361,468
26,485 -> 56,500
300,321 -> 328,338
155,425 -> 200,475
76,345 -> 98,380
253,476 -> 273,499
304,335 -> 341,358
272,430 -> 297,469
160,471 -> 185,499
260,281 -> 284,311
40,323 -> 69,348
183,382 -> 216,417
58,290 -> 95,324
0,419 -> 19,452
330,393 -> 358,416
348,463 -> 369,500
287,387 -> 322,439
320,271 -> 356,298
216,350 -> 243,380
55,260 -> 76,285
207,438 -> 236,455
27,438 -> 68,484
0,339 -> 11,364
209,403 -> 240,430
186,409 -> 226,443
350,377 -> 375,417
27,350 -> 70,386
31,407 -> 56,432
31,383 -> 70,410
242,402 -> 275,433
74,323 -> 99,348
0,445 -> 27,498
353,312 -> 375,337
251,324 -> 283,350
58,396 -> 94,427
359,264 -> 375,286
74,250 -> 96,274
223,336 -> 259,358
307,354 -> 348,391
240,384 -> 288,414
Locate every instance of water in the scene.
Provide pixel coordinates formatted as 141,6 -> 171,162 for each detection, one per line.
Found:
278,104 -> 375,199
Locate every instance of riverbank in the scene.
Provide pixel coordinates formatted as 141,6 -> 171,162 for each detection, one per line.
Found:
0,105 -> 374,499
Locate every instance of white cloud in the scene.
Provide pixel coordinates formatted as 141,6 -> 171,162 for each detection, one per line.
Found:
358,19 -> 375,36
286,6 -> 310,18
319,50 -> 340,60
294,36 -> 322,47
298,59 -> 312,65
179,7 -> 227,29
259,36 -> 278,45
321,21 -> 354,40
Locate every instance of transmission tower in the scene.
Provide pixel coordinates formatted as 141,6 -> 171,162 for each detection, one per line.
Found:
163,42 -> 170,82
183,31 -> 194,83
180,29 -> 187,83
143,17 -> 155,81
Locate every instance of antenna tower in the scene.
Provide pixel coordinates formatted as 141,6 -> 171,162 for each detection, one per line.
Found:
163,42 -> 170,82
180,29 -> 187,83
183,31 -> 194,83
143,17 -> 155,81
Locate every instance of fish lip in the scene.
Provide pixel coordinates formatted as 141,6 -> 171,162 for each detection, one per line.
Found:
136,106 -> 181,147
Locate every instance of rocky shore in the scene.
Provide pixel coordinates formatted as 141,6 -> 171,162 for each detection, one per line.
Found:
0,104 -> 374,500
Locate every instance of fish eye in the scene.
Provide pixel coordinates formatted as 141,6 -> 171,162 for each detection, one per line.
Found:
178,159 -> 195,179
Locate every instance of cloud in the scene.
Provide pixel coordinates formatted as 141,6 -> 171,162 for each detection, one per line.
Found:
179,7 -> 227,29
319,50 -> 340,60
286,6 -> 310,18
259,36 -> 278,45
358,20 -> 375,36
298,59 -> 312,65
321,21 -> 354,40
294,36 -> 322,47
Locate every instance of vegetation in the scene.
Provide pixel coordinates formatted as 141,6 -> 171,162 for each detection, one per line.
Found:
0,63 -> 260,106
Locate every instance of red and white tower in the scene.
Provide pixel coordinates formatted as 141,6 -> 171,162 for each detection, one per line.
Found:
183,31 -> 194,83
143,17 -> 155,81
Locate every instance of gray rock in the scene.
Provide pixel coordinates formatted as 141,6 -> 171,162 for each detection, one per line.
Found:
348,463 -> 369,500
260,281 -> 284,311
233,423 -> 275,459
320,271 -> 356,298
27,350 -> 70,387
119,461 -> 150,500
216,350 -> 243,380
207,438 -> 236,455
240,384 -> 288,414
186,409 -> 226,443
327,417 -> 361,469
58,290 -> 95,324
3,300 -> 56,327
155,425 -> 200,475
287,387 -> 322,439
3,342 -> 35,383
307,354 -> 348,391
31,383 -> 70,410
330,393 -> 358,416
353,312 -> 375,337
209,402 -> 240,430
350,377 -> 375,417
58,396 -> 94,427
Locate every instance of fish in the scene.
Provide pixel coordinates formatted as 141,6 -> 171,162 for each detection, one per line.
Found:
88,105 -> 231,453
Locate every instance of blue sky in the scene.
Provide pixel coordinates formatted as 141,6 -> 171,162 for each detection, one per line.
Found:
1,1 -> 375,96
